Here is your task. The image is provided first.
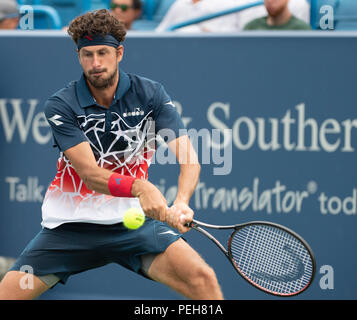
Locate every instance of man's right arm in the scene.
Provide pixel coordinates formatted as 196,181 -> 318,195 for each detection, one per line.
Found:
64,141 -> 168,221
45,98 -> 168,223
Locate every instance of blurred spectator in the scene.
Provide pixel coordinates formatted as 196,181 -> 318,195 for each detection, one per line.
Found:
156,0 -> 242,33
238,0 -> 310,30
156,0 -> 310,32
0,0 -> 19,29
243,0 -> 311,30
110,0 -> 142,30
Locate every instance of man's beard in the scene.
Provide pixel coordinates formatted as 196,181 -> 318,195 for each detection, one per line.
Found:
86,67 -> 118,90
267,3 -> 286,17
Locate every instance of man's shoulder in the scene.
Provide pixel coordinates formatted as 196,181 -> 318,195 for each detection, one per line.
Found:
44,80 -> 80,115
46,80 -> 77,102
126,73 -> 165,99
243,17 -> 267,30
128,73 -> 162,90
289,15 -> 312,30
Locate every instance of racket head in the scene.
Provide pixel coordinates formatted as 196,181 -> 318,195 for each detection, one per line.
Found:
227,221 -> 316,297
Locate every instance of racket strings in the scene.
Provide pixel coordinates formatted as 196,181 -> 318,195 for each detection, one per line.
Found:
230,225 -> 313,295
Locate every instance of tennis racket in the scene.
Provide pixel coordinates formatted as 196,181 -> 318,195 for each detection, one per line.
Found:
185,219 -> 316,297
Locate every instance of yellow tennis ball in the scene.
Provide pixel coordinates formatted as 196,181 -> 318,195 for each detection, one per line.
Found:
123,208 -> 145,230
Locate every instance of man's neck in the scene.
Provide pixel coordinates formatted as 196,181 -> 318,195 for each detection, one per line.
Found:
87,73 -> 119,108
267,7 -> 292,26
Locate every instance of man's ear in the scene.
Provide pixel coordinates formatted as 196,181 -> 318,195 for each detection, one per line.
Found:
77,49 -> 83,67
117,45 -> 124,63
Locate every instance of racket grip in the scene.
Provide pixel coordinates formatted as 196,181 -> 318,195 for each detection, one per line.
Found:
180,214 -> 193,228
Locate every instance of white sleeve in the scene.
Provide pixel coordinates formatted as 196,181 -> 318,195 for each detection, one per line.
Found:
288,0 -> 311,23
156,0 -> 192,32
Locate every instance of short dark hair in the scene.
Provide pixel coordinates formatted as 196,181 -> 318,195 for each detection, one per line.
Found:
67,9 -> 126,45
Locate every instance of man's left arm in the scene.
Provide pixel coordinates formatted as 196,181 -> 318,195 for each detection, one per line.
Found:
166,135 -> 201,233
152,84 -> 200,232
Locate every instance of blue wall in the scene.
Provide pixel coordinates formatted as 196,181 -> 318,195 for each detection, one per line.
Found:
1,31 -> 357,299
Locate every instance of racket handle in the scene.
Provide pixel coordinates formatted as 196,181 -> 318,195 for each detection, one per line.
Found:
180,214 -> 193,228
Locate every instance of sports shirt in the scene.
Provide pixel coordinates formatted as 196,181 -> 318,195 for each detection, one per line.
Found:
42,69 -> 184,229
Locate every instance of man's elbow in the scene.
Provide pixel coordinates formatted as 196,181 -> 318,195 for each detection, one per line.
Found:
77,166 -> 99,191
189,162 -> 201,176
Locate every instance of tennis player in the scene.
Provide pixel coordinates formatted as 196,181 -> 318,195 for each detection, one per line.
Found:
0,10 -> 223,300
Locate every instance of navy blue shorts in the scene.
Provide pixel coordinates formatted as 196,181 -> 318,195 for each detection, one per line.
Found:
10,218 -> 181,286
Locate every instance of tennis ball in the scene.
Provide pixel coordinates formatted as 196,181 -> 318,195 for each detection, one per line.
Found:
123,208 -> 145,230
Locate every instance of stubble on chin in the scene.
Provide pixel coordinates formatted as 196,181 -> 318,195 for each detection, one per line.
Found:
86,68 -> 118,90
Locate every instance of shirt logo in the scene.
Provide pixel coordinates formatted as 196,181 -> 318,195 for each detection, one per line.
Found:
158,230 -> 179,236
84,35 -> 93,41
123,107 -> 144,117
165,101 -> 175,107
48,114 -> 63,126
116,178 -> 122,185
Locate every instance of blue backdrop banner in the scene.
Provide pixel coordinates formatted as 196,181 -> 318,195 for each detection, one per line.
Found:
0,31 -> 356,300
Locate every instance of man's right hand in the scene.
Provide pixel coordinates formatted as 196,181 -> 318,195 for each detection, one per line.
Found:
131,179 -> 168,222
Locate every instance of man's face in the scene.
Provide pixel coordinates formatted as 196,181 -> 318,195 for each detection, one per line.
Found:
110,0 -> 141,29
79,45 -> 124,90
264,0 -> 289,17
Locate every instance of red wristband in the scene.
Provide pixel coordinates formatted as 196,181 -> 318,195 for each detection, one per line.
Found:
108,173 -> 136,197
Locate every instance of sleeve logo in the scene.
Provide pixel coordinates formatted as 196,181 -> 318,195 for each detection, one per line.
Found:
164,101 -> 175,108
48,114 -> 63,126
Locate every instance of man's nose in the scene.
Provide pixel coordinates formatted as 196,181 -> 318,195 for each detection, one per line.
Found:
92,54 -> 101,68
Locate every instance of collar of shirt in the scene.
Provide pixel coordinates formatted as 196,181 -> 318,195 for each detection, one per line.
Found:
76,69 -> 130,108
